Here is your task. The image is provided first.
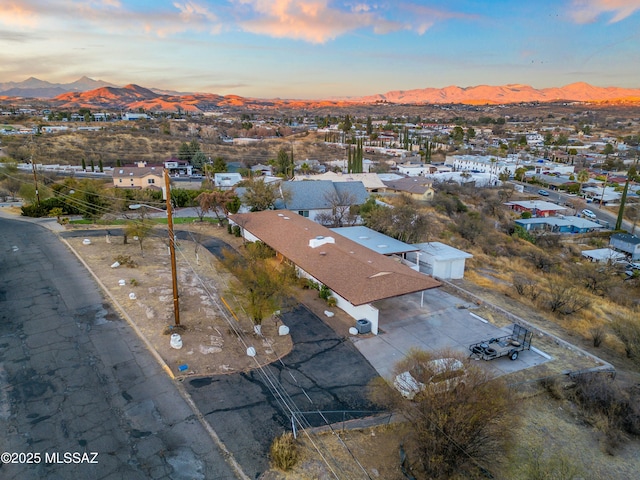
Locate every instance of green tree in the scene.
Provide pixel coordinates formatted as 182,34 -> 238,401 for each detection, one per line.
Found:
603,143 -> 615,156
577,169 -> 590,194
212,156 -> 227,173
221,244 -> 294,329
242,178 -> 279,212
124,219 -> 153,256
466,127 -> 476,141
275,147 -> 293,178
450,126 -> 465,143
191,151 -> 207,170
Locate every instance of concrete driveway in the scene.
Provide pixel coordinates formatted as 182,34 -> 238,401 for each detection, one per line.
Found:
353,288 -> 551,380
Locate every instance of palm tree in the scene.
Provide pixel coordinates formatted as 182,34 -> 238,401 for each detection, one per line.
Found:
577,169 -> 589,197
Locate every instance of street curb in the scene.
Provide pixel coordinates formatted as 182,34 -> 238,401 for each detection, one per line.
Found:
60,237 -> 251,480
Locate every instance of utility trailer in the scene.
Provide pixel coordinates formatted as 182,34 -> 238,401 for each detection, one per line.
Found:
469,324 -> 533,361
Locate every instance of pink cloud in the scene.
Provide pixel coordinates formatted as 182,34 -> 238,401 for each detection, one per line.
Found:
0,2 -> 39,28
235,0 -> 401,43
570,0 -> 640,24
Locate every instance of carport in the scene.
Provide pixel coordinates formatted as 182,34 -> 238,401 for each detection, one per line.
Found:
354,289 -> 551,380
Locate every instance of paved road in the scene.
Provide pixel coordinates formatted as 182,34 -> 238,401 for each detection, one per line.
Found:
185,304 -> 381,478
0,217 -> 239,479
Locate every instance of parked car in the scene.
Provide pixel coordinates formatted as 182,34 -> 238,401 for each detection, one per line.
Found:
537,189 -> 549,196
394,358 -> 467,399
582,209 -> 597,219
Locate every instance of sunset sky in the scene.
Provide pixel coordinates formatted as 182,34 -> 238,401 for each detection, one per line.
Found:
1,0 -> 639,99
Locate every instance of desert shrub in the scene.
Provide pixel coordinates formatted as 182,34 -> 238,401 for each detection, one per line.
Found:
270,433 -> 298,471
318,284 -> 331,301
538,376 -> 564,400
512,225 -> 535,244
232,225 -> 241,237
590,325 -> 606,348
567,372 -> 640,452
543,275 -> 590,315
519,442 -> 584,480
456,211 -> 487,244
526,250 -> 554,272
21,203 -> 50,217
244,240 -> 275,259
610,316 -> 640,359
512,274 -> 540,301
534,234 -> 561,250
113,255 -> 137,268
326,296 -> 337,307
391,349 -> 518,479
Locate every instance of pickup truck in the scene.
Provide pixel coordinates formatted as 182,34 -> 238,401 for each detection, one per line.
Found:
469,324 -> 533,361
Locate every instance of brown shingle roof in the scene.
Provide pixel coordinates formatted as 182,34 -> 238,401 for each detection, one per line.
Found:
231,210 -> 440,306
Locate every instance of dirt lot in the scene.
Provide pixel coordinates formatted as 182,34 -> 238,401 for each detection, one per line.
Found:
64,224 -> 294,378
62,222 -> 640,480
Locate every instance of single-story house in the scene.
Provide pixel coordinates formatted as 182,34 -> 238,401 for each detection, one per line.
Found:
229,210 -> 441,334
382,177 -> 435,201
515,216 -> 603,233
505,200 -> 567,218
407,242 -> 473,280
251,164 -> 273,176
112,165 -> 163,190
275,180 -> 369,223
581,248 -> 627,263
294,172 -> 387,193
610,233 -> 640,260
164,159 -> 193,177
214,172 -> 243,189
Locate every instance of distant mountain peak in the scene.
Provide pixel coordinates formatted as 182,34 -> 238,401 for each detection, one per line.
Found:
357,82 -> 640,104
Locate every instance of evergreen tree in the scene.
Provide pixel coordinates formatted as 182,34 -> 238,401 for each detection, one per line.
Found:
98,158 -> 103,173
366,116 -> 372,136
81,158 -> 86,171
90,159 -> 95,172
616,179 -> 630,230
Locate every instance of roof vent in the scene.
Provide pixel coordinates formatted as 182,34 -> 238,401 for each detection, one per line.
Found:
277,213 -> 284,216
309,236 -> 335,249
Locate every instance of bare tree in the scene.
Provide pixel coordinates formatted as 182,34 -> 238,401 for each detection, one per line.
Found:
544,275 -> 591,315
315,190 -> 359,227
196,189 -> 236,224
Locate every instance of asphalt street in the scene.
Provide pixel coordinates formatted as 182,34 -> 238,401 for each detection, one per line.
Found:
0,217 -> 240,480
185,304 -> 382,479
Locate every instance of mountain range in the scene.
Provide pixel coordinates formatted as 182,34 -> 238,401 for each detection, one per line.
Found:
1,77 -> 640,111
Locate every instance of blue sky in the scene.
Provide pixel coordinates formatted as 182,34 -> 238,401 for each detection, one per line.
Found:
1,0 -> 639,99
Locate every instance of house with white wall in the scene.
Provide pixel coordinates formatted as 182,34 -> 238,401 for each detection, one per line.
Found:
229,210 -> 441,335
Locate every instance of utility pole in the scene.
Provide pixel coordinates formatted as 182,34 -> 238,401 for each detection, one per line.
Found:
30,136 -> 40,203
164,169 -> 180,326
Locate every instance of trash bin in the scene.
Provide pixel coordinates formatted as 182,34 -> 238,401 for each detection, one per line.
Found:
356,319 -> 371,334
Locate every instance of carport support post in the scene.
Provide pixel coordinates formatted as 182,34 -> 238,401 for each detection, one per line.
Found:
421,290 -> 424,308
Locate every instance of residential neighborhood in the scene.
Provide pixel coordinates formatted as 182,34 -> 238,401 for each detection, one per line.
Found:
2,96 -> 640,480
